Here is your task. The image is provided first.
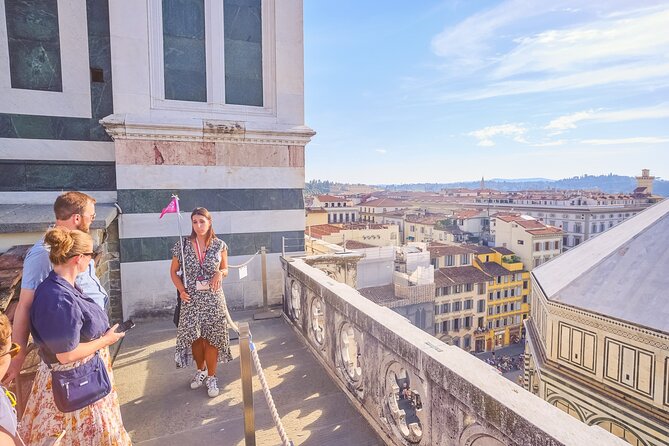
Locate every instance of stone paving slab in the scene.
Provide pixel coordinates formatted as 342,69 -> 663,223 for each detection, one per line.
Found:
114,311 -> 383,446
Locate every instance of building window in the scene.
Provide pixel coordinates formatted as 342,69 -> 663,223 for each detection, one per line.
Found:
434,304 -> 441,315
523,281 -> 528,289
464,299 -> 473,310
574,237 -> 581,246
534,242 -> 541,251
488,308 -> 493,315
454,285 -> 462,294
453,318 -> 460,330
464,283 -> 473,292
517,240 -> 524,245
442,303 -> 450,313
554,241 -> 559,250
441,320 -> 450,333
477,299 -> 485,312
443,286 -> 451,295
445,255 -> 454,266
152,0 -> 267,109
162,0 -> 207,102
488,292 -> 493,301
477,283 -> 485,295
464,317 -> 472,329
463,335 -> 471,350
534,258 -> 541,267
460,254 -> 470,265
223,0 -> 263,106
496,291 -> 501,299
544,241 -> 550,250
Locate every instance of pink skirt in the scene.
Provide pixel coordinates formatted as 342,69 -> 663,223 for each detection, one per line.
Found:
18,347 -> 131,446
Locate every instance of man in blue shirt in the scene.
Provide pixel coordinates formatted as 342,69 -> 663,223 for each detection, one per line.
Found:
3,191 -> 109,384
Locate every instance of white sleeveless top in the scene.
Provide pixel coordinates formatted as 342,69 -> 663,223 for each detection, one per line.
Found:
0,387 -> 17,437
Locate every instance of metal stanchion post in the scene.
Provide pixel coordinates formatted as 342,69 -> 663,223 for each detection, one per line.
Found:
254,246 -> 281,320
239,322 -> 256,446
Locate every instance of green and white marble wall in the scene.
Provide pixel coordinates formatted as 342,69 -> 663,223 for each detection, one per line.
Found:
104,0 -> 313,316
0,0 -> 116,203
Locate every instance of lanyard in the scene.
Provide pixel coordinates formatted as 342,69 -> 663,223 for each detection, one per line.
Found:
194,239 -> 206,267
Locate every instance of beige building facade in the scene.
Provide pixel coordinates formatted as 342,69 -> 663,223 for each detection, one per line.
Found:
492,214 -> 562,270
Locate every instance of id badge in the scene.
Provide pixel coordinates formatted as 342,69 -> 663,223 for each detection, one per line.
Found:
196,276 -> 210,291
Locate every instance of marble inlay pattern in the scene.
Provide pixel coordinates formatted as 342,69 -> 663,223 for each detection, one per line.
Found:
162,0 -> 206,102
115,140 -> 303,167
5,0 -> 62,91
224,0 -> 262,106
0,0 -> 114,141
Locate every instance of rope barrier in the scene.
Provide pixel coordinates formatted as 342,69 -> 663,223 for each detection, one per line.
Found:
228,250 -> 261,269
249,338 -> 294,446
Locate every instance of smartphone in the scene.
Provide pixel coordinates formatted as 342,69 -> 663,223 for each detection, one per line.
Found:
116,319 -> 135,333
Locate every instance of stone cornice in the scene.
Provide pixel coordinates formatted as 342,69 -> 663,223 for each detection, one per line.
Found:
100,114 -> 316,145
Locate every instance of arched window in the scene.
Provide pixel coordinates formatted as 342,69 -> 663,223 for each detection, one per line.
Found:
594,420 -> 645,446
551,398 -> 582,421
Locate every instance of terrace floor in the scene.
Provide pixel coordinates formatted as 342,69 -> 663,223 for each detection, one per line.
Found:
114,310 -> 383,445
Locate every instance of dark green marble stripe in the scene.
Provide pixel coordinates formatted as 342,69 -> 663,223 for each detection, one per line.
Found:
117,188 -> 304,214
0,160 -> 116,191
0,0 -> 114,141
120,230 -> 304,262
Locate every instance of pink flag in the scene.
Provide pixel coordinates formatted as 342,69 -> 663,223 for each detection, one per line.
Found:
159,197 -> 179,219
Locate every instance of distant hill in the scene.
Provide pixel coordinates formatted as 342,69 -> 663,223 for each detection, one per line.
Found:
379,174 -> 668,196
307,174 -> 668,196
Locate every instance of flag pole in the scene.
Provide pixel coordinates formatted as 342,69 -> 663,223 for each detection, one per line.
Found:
174,195 -> 187,289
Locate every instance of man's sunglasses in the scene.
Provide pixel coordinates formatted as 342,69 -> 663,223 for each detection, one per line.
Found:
1,343 -> 20,359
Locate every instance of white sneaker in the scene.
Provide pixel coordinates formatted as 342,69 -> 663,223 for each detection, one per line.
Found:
206,376 -> 219,397
190,370 -> 207,389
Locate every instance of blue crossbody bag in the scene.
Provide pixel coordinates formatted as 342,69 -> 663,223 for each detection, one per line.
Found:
48,351 -> 111,413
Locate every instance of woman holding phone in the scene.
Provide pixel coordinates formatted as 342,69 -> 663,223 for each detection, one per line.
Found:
19,228 -> 130,445
170,208 -> 233,398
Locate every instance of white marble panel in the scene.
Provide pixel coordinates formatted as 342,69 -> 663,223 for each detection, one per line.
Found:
118,209 -> 305,239
0,191 -> 118,205
277,92 -> 305,126
115,165 -> 304,189
0,0 -> 91,117
120,253 -> 285,316
0,139 -> 114,161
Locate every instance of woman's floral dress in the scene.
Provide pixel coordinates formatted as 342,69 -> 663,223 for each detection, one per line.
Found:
18,347 -> 131,445
172,237 -> 233,368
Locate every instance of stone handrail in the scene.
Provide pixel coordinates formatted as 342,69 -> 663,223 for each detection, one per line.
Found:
281,257 -> 626,446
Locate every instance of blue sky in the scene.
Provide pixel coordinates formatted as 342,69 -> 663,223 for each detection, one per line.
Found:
303,0 -> 669,184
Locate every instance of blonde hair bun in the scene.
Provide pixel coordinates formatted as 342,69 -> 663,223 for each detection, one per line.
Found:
44,227 -> 92,265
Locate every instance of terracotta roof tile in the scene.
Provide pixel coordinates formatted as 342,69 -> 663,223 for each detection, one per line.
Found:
434,266 -> 490,286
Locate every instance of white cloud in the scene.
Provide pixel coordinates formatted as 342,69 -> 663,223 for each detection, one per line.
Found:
449,61 -> 669,101
532,140 -> 567,147
430,3 -> 669,99
492,8 -> 669,79
469,123 -> 527,147
375,149 -> 387,154
581,137 -> 669,145
545,104 -> 669,134
545,111 -> 596,133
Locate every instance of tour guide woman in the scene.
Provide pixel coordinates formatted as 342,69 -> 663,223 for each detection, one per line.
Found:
170,207 -> 233,398
21,228 -> 130,445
